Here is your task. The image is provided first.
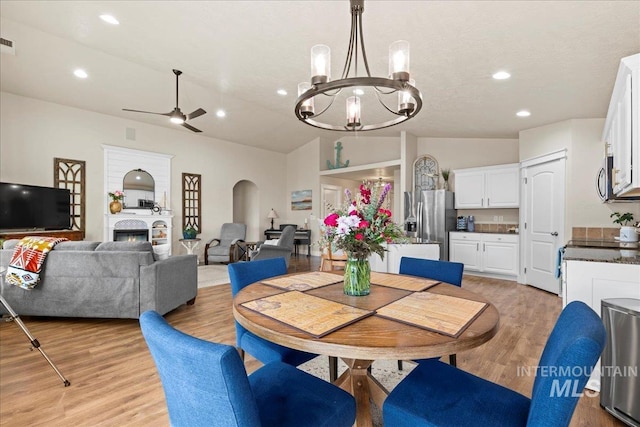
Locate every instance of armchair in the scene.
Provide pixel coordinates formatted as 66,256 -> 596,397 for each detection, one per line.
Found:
204,223 -> 246,265
251,225 -> 295,267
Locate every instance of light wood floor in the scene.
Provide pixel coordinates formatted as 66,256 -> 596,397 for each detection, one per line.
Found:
0,256 -> 623,426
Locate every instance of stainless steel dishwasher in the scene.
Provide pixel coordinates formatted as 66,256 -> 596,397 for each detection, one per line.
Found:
601,298 -> 640,427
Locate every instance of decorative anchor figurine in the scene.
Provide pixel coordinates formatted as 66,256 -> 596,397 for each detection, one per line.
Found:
327,141 -> 350,169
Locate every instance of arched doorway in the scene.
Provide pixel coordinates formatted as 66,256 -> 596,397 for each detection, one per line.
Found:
233,180 -> 260,241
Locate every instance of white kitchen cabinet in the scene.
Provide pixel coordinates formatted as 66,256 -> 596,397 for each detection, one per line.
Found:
450,232 -> 519,278
453,171 -> 485,209
369,243 -> 440,273
482,234 -> 520,275
449,232 -> 482,270
562,260 -> 640,391
453,163 -> 520,209
604,53 -> 639,197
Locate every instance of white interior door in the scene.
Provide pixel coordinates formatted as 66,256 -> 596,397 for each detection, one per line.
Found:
320,184 -> 341,222
522,155 -> 565,294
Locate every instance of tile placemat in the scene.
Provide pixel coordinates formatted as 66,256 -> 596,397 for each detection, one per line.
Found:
370,272 -> 440,292
376,292 -> 488,338
241,291 -> 373,338
262,271 -> 343,291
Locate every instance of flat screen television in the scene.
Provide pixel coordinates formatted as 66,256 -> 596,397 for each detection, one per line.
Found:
0,182 -> 71,231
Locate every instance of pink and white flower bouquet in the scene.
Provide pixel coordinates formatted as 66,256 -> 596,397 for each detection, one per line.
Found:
321,181 -> 408,260
108,190 -> 124,201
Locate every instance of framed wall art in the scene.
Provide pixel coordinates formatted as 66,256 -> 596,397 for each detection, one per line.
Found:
291,190 -> 312,210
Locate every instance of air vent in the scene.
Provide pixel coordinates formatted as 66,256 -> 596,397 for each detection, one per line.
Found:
1,37 -> 16,55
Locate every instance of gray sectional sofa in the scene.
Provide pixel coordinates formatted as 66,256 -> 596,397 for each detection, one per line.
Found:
0,240 -> 197,319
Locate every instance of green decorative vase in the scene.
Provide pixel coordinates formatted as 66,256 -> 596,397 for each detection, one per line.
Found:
344,256 -> 371,296
183,228 -> 197,239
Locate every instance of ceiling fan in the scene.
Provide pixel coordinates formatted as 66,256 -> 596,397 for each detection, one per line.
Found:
123,69 -> 206,132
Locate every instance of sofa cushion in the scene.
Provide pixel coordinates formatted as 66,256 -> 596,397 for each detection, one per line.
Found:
55,241 -> 101,251
96,241 -> 154,253
2,239 -> 19,250
2,239 -> 100,251
96,241 -> 156,263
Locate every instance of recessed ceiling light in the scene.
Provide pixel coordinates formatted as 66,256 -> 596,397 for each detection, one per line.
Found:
73,69 -> 88,79
100,14 -> 120,25
492,71 -> 511,80
277,89 -> 288,96
516,110 -> 531,117
216,110 -> 226,118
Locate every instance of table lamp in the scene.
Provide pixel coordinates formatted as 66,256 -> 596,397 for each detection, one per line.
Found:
267,208 -> 279,230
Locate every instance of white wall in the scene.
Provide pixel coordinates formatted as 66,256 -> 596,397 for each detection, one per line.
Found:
324,136 -> 401,170
520,119 -> 639,230
0,92 -> 288,259
569,119 -> 640,226
286,138 -> 321,248
417,137 -> 520,180
519,121 -> 572,162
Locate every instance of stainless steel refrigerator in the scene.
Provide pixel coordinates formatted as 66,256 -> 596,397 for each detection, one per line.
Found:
404,190 -> 456,261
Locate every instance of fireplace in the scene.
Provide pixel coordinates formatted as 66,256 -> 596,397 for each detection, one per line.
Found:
113,229 -> 149,242
106,216 -> 172,258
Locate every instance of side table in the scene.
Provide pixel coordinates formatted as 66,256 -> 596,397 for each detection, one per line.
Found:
235,241 -> 258,261
179,238 -> 201,255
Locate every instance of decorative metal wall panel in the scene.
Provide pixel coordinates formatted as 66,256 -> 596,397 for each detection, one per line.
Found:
182,173 -> 201,232
413,155 -> 439,194
54,158 -> 85,231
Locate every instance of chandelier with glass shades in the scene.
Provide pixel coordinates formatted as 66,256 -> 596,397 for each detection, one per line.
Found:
295,0 -> 422,131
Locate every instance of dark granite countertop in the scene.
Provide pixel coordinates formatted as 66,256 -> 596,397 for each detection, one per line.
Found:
400,240 -> 442,245
563,246 -> 640,265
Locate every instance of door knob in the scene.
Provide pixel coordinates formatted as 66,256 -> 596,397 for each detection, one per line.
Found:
550,232 -> 558,236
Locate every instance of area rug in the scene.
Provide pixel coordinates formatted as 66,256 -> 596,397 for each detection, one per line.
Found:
197,264 -> 230,288
298,356 -> 416,426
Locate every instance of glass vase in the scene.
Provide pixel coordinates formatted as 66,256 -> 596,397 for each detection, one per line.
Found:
344,256 -> 371,296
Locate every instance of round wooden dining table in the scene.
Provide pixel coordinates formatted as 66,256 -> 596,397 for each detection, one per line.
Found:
233,271 -> 500,427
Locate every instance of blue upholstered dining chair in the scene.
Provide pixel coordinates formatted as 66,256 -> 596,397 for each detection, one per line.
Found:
399,256 -> 464,287
140,311 -> 356,427
383,301 -> 606,427
227,257 -> 317,366
397,256 -> 465,369
228,257 -> 339,381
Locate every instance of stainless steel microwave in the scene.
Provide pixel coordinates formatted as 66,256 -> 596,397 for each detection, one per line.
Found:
597,156 -> 640,202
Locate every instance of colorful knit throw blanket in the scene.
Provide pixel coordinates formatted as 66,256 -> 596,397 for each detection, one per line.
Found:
6,236 -> 68,290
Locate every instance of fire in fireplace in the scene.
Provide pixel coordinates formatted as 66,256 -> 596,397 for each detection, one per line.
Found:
113,229 -> 149,242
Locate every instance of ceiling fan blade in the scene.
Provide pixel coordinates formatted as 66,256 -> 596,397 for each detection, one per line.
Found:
123,108 -> 172,117
186,108 -> 206,121
181,122 -> 202,133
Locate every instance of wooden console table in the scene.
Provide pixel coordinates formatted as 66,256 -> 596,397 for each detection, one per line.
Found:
0,229 -> 85,241
264,229 -> 311,256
